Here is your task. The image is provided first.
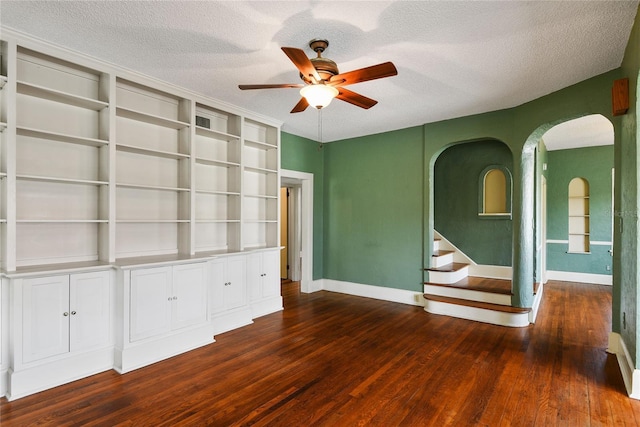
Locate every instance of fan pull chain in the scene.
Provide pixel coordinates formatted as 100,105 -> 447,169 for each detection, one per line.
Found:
317,108 -> 323,150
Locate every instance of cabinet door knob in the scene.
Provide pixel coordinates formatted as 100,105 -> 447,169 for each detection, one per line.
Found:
71,311 -> 77,315
63,312 -> 69,317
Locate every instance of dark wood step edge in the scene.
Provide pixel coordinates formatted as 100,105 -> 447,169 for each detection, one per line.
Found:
424,262 -> 469,273
423,294 -> 531,314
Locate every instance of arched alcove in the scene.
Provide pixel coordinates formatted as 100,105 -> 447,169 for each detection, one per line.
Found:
478,165 -> 512,217
568,177 -> 590,253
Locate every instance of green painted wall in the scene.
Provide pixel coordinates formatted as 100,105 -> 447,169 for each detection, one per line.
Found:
545,145 -> 613,275
280,4 -> 640,368
280,132 -> 324,280
323,127 -> 424,291
618,3 -> 640,366
434,140 -> 513,265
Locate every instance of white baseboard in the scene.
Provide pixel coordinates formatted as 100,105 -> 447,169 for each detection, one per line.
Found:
529,282 -> 544,323
547,270 -> 612,285
608,332 -> 640,399
250,297 -> 283,319
7,347 -> 114,401
303,279 -> 324,293
0,368 -> 7,398
321,279 -> 425,307
114,324 -> 214,374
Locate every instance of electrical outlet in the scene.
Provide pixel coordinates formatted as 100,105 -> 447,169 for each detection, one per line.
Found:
606,265 -> 611,271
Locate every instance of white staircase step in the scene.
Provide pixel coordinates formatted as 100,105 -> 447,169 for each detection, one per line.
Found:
427,263 -> 469,284
423,283 -> 511,305
431,250 -> 454,268
423,294 -> 531,328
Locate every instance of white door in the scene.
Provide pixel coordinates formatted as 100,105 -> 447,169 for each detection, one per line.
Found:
69,271 -> 111,352
130,267 -> 172,342
22,275 -> 70,363
172,263 -> 207,330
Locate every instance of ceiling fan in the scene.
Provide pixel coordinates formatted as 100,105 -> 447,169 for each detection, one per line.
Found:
238,39 -> 398,113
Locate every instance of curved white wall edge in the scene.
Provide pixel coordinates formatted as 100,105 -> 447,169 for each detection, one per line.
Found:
608,332 -> 640,400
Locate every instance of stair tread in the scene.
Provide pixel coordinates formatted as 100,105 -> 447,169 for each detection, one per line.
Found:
432,250 -> 454,257
425,276 -> 512,295
426,262 -> 468,273
423,294 -> 531,314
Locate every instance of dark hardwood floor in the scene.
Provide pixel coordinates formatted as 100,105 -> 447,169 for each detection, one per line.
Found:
2,280 -> 640,426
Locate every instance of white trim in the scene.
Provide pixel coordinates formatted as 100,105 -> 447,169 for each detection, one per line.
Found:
468,265 -> 512,280
547,239 -> 568,244
280,170 -> 313,294
529,282 -> 544,323
321,279 -> 424,307
608,332 -> 640,399
546,270 -> 612,285
433,230 -> 476,265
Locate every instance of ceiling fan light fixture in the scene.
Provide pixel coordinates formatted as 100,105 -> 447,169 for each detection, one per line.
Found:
300,84 -> 339,109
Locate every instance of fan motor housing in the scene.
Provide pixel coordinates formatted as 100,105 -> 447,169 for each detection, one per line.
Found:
300,38 -> 339,82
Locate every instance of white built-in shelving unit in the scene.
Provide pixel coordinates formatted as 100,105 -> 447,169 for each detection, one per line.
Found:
0,37 -> 280,272
0,30 -> 283,401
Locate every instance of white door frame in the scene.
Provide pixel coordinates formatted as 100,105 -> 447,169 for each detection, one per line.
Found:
541,175 -> 548,284
280,169 -> 314,293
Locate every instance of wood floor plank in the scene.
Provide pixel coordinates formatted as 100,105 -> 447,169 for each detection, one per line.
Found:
2,280 -> 639,426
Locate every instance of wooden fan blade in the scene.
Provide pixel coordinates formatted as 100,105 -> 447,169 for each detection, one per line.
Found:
329,62 -> 397,87
281,47 -> 321,83
336,88 -> 378,109
290,97 -> 309,113
238,83 -> 304,90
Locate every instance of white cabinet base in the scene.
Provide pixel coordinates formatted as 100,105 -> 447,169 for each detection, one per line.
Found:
250,297 -> 283,319
6,346 -> 113,401
114,323 -> 213,374
210,306 -> 253,335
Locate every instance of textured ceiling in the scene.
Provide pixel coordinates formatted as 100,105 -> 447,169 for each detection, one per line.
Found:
542,114 -> 614,152
1,1 -> 637,143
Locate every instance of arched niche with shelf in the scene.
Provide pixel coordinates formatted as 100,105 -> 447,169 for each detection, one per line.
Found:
478,165 -> 512,219
568,177 -> 590,253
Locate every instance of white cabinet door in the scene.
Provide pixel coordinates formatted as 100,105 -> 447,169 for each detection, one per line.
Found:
246,252 -> 262,303
209,259 -> 226,314
247,250 -> 281,301
172,263 -> 207,330
209,256 -> 247,314
130,267 -> 172,342
261,250 -> 280,299
225,256 -> 247,311
69,271 -> 111,353
22,275 -> 70,363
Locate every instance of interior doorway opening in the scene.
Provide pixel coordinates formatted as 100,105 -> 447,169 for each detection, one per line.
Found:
280,170 -> 314,293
